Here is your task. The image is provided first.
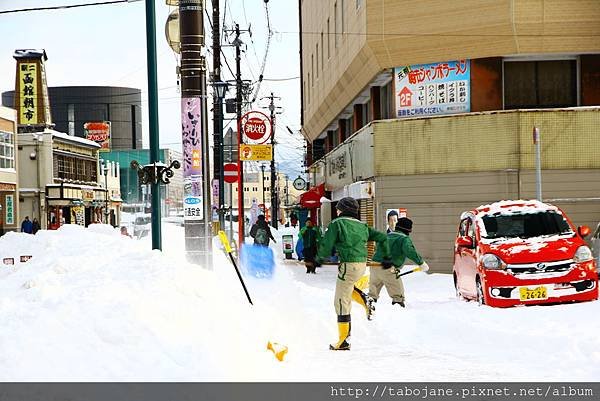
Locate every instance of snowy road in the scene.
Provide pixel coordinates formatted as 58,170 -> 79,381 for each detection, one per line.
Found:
0,223 -> 598,381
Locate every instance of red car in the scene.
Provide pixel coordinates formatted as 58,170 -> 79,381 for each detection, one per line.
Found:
453,200 -> 598,307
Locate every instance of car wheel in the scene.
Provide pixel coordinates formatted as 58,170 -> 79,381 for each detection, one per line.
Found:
476,277 -> 485,306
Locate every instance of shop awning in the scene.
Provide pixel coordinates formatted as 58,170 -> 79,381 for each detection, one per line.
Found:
299,183 -> 325,208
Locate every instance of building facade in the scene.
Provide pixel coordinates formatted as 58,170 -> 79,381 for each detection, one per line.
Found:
2,86 -> 143,150
0,106 -> 18,235
300,0 -> 600,272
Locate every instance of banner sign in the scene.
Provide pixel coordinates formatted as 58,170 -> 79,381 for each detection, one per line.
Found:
239,144 -> 273,161
182,97 -> 204,221
5,194 -> 13,225
395,59 -> 470,118
84,121 -> 111,151
18,63 -> 37,125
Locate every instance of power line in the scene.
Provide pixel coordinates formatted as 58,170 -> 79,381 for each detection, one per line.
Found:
0,0 -> 140,15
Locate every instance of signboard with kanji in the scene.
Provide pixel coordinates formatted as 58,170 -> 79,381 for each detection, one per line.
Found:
84,121 -> 111,151
5,195 -> 13,225
239,144 -> 273,161
240,111 -> 272,144
394,59 -> 470,118
18,63 -> 38,125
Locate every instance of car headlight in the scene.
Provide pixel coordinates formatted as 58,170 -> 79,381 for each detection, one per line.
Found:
481,254 -> 506,269
574,245 -> 593,263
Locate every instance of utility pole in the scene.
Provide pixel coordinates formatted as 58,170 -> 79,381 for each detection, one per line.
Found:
212,0 -> 225,230
180,0 -> 212,265
285,174 -> 289,206
262,92 -> 281,229
234,23 -> 245,247
260,164 -> 266,214
144,0 -> 162,249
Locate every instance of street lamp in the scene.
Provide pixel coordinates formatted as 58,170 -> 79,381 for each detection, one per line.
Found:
102,160 -> 110,225
212,80 -> 229,229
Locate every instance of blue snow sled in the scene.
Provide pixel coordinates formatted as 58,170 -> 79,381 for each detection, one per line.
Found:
240,244 -> 275,278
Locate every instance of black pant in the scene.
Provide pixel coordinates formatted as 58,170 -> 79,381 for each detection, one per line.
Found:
304,246 -> 317,273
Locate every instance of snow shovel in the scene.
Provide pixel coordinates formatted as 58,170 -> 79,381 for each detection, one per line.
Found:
368,262 -> 430,276
218,231 -> 253,305
219,231 -> 289,362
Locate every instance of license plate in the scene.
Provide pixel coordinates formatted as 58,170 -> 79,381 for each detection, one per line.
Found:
519,286 -> 548,301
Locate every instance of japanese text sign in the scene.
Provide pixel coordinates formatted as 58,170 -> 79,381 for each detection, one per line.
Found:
84,121 -> 111,151
395,59 -> 470,118
18,63 -> 37,124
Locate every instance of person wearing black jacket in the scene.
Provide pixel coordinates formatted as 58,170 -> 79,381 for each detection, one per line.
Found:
249,215 -> 276,246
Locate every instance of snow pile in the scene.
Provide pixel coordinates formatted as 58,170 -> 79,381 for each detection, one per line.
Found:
0,223 -> 599,381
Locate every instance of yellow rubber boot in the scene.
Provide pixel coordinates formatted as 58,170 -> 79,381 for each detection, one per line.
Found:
352,287 -> 375,320
330,315 -> 351,350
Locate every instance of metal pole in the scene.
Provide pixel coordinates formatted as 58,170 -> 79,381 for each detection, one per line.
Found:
180,0 -> 211,265
260,164 -> 266,214
212,0 -> 225,230
144,0 -> 161,250
534,126 -> 542,201
235,23 -> 245,248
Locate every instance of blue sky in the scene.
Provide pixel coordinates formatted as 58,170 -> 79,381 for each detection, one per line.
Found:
0,0 -> 305,177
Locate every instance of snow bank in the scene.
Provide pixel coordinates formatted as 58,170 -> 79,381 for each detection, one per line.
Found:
0,223 -> 599,381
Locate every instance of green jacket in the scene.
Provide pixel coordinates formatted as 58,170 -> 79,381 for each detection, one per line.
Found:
299,226 -> 321,249
317,216 -> 390,263
373,231 -> 424,267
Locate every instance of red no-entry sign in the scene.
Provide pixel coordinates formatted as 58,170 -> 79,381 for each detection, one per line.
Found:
223,163 -> 238,184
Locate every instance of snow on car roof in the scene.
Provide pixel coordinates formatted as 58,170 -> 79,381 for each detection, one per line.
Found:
474,199 -> 559,216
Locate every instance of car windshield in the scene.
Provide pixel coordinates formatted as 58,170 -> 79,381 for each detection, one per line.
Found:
135,216 -> 151,225
481,211 -> 573,239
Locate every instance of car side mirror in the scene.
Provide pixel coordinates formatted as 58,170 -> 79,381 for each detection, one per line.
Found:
456,235 -> 474,249
578,225 -> 591,238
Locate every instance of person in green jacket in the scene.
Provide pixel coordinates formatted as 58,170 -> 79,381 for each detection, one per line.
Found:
370,217 -> 429,309
316,196 -> 392,351
300,219 -> 322,274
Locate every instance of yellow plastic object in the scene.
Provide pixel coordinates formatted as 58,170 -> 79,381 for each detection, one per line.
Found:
354,274 -> 369,290
218,230 -> 232,253
267,341 -> 288,362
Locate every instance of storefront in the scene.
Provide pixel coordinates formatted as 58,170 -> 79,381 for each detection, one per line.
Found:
46,184 -> 107,229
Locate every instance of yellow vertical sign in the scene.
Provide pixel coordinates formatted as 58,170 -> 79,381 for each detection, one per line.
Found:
19,63 -> 37,125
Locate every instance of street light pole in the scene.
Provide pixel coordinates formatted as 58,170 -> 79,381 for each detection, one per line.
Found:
144,0 -> 162,250
103,161 -> 109,224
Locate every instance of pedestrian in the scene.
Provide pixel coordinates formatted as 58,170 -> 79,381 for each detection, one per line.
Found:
120,226 -> 132,238
370,217 -> 429,309
300,219 -> 321,273
249,214 -> 276,246
21,216 -> 33,234
31,218 -> 40,234
316,196 -> 392,351
386,210 -> 398,233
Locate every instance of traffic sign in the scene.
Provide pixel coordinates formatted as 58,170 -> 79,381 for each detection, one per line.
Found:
224,163 -> 238,184
240,110 -> 272,144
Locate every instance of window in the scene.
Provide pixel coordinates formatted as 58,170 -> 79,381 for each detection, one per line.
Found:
0,130 -> 14,169
504,60 -> 577,109
54,154 -> 97,183
68,103 -> 75,136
